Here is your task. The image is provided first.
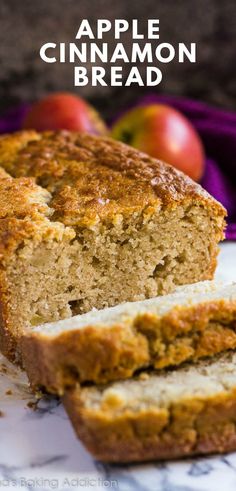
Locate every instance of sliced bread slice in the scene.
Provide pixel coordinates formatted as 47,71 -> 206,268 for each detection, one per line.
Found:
22,281 -> 236,393
63,351 -> 236,463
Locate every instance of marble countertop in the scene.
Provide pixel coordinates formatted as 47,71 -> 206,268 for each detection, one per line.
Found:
1,242 -> 236,491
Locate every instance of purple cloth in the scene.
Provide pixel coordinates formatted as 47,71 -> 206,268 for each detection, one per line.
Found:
0,97 -> 235,239
0,105 -> 29,133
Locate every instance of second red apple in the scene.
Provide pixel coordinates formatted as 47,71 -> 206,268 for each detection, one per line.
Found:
111,104 -> 205,182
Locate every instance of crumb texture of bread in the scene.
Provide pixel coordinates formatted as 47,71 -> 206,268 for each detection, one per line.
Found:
0,131 -> 226,361
21,282 -> 236,393
63,352 -> 236,463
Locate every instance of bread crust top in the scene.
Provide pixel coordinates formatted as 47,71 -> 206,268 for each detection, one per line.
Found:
0,130 -> 226,228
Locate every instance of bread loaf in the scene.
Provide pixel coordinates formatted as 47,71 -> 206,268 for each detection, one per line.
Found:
0,130 -> 225,362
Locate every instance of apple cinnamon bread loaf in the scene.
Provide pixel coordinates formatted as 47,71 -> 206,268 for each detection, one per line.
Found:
0,130 -> 226,362
22,281 -> 236,393
63,351 -> 236,463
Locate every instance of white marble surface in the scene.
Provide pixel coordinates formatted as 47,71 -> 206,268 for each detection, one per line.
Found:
0,242 -> 236,491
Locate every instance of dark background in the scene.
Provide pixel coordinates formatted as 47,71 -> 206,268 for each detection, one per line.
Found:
0,0 -> 235,118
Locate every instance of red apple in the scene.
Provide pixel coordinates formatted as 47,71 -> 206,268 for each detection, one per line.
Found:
23,92 -> 107,135
111,104 -> 205,181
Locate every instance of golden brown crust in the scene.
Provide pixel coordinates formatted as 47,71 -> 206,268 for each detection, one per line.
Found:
0,175 -> 51,221
63,384 -> 236,463
21,299 -> 236,393
0,130 -> 226,227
